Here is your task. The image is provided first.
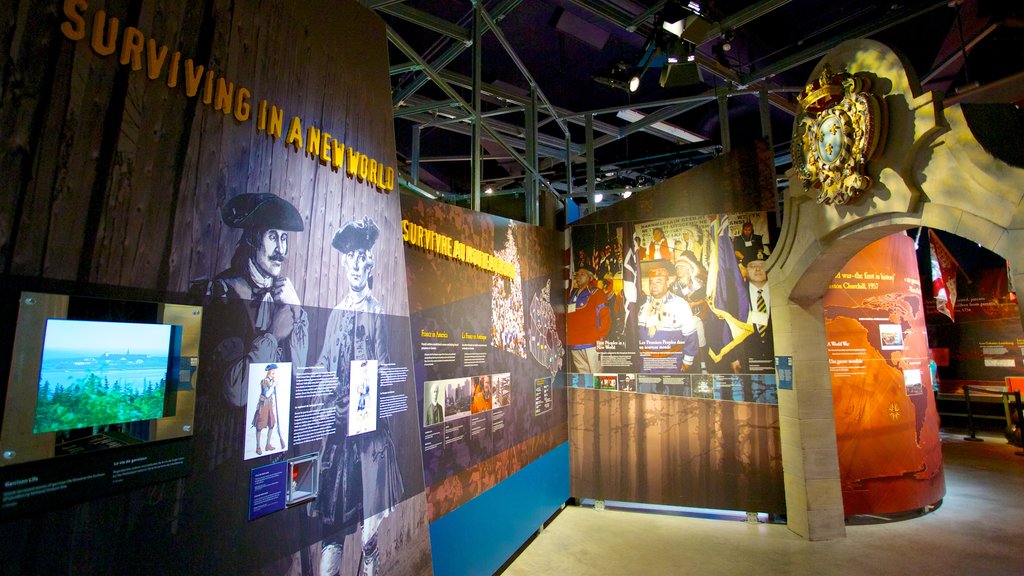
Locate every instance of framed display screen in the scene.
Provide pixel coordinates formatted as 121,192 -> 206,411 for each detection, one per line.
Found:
33,319 -> 174,434
1,292 -> 201,468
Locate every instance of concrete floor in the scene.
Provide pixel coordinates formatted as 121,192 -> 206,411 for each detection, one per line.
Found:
503,431 -> 1024,576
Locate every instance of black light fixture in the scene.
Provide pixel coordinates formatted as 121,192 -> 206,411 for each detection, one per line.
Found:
593,60 -> 636,93
628,0 -> 711,92
629,53 -> 655,92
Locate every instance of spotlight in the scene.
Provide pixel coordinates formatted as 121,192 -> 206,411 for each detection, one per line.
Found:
593,60 -> 635,93
594,193 -> 604,204
721,30 -> 735,53
629,75 -> 641,92
484,186 -> 494,194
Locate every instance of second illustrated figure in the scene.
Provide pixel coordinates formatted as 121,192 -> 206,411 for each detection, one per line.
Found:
314,216 -> 404,576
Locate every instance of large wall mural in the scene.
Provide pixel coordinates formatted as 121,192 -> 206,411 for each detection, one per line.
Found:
0,2 -> 431,575
566,147 -> 785,514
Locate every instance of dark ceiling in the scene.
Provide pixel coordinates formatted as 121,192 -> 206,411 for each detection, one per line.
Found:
370,0 -> 1024,214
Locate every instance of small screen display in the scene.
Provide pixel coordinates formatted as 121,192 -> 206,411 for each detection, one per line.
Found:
34,319 -> 173,434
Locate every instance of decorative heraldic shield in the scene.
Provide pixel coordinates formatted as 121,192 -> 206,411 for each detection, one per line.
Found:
792,64 -> 887,206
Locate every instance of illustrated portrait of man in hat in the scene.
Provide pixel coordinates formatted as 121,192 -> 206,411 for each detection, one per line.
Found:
314,216 -> 401,576
637,260 -> 700,373
190,192 -> 308,464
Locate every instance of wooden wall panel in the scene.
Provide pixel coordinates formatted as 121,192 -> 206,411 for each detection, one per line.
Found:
569,388 -> 786,513
4,1 -> 404,317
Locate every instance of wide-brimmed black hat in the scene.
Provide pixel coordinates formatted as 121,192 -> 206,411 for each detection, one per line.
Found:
221,193 -> 304,231
332,217 -> 380,253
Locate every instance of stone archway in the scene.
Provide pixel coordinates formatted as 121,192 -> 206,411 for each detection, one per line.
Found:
767,40 -> 1024,540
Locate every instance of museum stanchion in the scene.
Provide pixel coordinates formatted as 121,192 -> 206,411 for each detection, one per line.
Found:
963,386 -> 984,442
1011,390 -> 1024,457
961,386 -> 1024,454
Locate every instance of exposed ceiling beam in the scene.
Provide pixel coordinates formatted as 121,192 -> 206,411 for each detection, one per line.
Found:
945,69 -> 1024,106
566,1 -> 799,115
390,0 -> 523,107
393,99 -> 461,119
400,109 -> 582,159
431,71 -> 625,139
479,7 -> 570,138
361,0 -> 406,9
700,0 -> 793,45
616,102 -> 710,140
739,0 -> 950,86
921,22 -> 999,85
379,3 -> 470,43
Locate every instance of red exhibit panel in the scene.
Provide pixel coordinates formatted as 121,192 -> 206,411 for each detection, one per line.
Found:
824,233 -> 945,515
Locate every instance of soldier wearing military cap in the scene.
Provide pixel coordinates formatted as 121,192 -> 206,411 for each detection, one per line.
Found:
314,215 -> 398,576
189,192 -> 308,463
638,259 -> 700,373
566,265 -> 610,373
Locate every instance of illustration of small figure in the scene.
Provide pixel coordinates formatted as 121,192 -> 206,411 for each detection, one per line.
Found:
252,363 -> 282,455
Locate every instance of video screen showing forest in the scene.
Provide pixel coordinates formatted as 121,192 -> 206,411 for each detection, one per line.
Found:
34,319 -> 173,434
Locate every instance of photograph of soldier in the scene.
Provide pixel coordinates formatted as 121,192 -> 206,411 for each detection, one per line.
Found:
737,258 -> 774,374
314,216 -> 401,576
567,266 -> 611,373
733,220 -> 771,269
190,192 -> 308,466
250,363 -> 284,456
637,260 -> 700,374
595,242 -> 619,280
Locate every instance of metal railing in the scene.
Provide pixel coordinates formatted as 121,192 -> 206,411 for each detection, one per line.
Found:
960,385 -> 1024,456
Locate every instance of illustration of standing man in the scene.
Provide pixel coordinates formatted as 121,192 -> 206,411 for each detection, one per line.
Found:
191,192 -> 308,464
251,363 -> 282,455
315,216 -> 402,576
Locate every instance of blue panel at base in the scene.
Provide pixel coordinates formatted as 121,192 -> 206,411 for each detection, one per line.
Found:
429,442 -> 569,576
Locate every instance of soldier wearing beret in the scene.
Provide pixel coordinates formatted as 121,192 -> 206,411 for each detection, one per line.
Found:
638,260 -> 700,373
314,216 -> 400,576
190,192 -> 308,463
